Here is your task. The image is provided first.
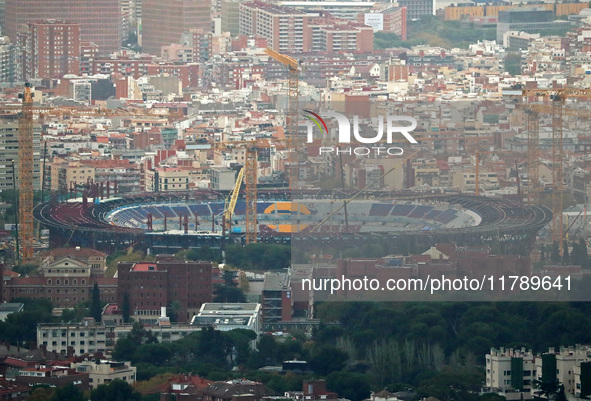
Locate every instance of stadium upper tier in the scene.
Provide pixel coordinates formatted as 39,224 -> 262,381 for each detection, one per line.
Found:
101,200 -> 482,234
34,192 -> 552,240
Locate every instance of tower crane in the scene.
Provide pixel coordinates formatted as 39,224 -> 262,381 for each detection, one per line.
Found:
214,138 -> 296,244
223,167 -> 245,234
18,83 -> 35,261
264,48 -> 300,190
506,87 -> 591,253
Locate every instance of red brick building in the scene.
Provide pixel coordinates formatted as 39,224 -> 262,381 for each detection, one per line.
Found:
357,6 -> 407,40
239,2 -> 374,52
92,54 -> 156,78
5,0 -> 121,54
239,2 -> 311,53
307,17 -> 374,52
117,256 -> 212,323
146,64 -> 200,88
80,42 -> 99,75
92,56 -> 200,88
1,247 -> 115,308
188,29 -> 213,63
17,20 -> 81,80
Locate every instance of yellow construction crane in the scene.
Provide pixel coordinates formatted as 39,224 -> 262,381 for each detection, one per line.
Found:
507,86 -> 591,253
18,83 -> 34,261
223,167 -> 245,233
214,139 -> 294,244
264,48 -> 300,190
514,103 -> 591,206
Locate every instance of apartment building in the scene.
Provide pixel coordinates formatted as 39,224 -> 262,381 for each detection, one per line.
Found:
49,159 -> 95,192
181,29 -> 213,63
485,347 -> 536,400
452,170 -> 499,192
72,360 -> 136,389
5,0 -> 121,54
49,158 -> 141,194
0,118 -> 42,192
210,167 -> 237,191
144,167 -> 190,192
307,17 -> 373,52
357,5 -> 407,40
397,0 -> 433,20
0,36 -> 15,83
240,2 -> 373,52
19,20 -> 80,80
37,318 -> 114,356
239,2 -> 311,53
486,346 -> 591,400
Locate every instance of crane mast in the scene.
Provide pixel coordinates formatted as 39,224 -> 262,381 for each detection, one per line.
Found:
18,83 -> 34,261
506,87 -> 591,254
263,48 -> 300,190
223,167 -> 245,232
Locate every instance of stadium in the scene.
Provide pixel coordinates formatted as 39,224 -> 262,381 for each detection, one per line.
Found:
34,190 -> 552,253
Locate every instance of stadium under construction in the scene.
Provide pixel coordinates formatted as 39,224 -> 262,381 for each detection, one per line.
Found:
33,189 -> 552,254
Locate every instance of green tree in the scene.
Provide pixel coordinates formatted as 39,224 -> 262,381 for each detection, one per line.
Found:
213,285 -> 246,303
61,303 -> 89,323
90,282 -> 102,322
49,383 -> 86,401
112,337 -> 138,361
198,327 -> 230,367
326,372 -> 371,401
134,343 -> 173,366
185,246 -> 223,263
26,386 -> 55,401
90,379 -> 142,401
309,346 -> 348,375
222,269 -> 237,287
168,300 -> 182,323
257,334 -> 277,365
226,329 -> 257,365
112,322 -> 158,361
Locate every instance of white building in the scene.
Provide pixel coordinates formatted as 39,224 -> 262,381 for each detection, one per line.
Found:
210,167 -> 237,190
191,303 -> 262,335
72,360 -> 136,389
486,347 -> 536,400
486,346 -> 591,400
37,318 -> 112,356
